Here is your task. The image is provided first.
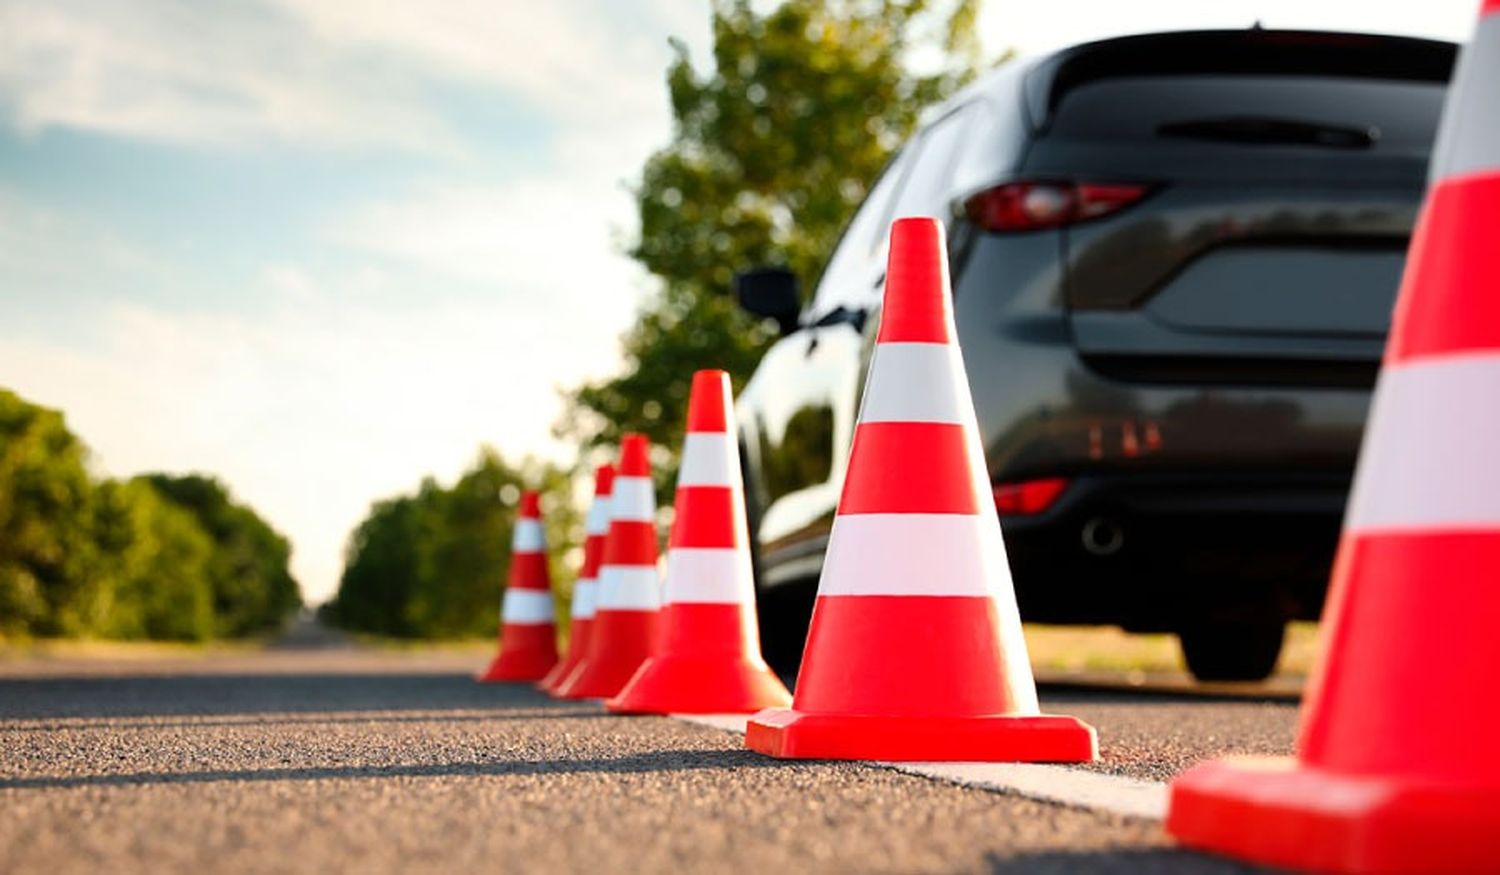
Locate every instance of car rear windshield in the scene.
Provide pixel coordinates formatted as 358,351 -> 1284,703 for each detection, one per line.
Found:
1048,76 -> 1446,150
1030,31 -> 1455,150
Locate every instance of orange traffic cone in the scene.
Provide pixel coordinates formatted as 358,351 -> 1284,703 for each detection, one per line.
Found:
554,434 -> 661,699
745,218 -> 1096,761
608,370 -> 792,714
539,464 -> 614,694
478,490 -> 559,682
1166,7 -> 1500,871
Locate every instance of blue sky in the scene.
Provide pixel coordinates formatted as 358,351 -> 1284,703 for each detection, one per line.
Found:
0,0 -> 1476,602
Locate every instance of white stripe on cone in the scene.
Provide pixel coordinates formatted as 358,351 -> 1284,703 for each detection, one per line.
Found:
512,519 -> 545,552
677,433 -> 737,487
570,579 -> 598,619
610,476 -> 655,522
585,497 -> 612,535
858,343 -> 973,425
818,514 -> 1009,597
502,588 -> 555,624
1345,354 -> 1500,532
598,565 -> 660,610
1431,15 -> 1500,181
663,547 -> 755,604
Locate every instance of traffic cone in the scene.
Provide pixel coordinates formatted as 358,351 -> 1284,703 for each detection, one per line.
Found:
745,218 -> 1096,761
539,464 -> 614,694
1166,7 -> 1500,871
608,370 -> 792,714
553,434 -> 661,699
478,490 -> 559,682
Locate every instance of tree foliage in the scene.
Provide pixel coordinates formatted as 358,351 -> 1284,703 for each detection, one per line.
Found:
324,449 -> 580,639
0,389 -> 100,636
559,0 -> 981,480
0,388 -> 300,641
143,474 -> 302,638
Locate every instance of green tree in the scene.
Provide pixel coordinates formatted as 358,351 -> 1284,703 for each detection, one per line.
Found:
559,0 -> 981,481
0,390 -> 100,636
0,387 -> 299,641
92,479 -> 217,642
327,492 -> 425,636
142,474 -> 301,637
327,449 -> 580,640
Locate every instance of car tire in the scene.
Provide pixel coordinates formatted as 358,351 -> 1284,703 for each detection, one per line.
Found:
1177,621 -> 1286,682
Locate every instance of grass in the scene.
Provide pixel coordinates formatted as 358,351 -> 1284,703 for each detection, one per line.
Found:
3,622 -> 1324,680
0,637 -> 263,662
1023,621 -> 1323,678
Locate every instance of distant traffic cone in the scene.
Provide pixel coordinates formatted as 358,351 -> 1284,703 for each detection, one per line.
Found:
1166,8 -> 1500,871
554,434 -> 661,699
478,490 -> 559,682
745,218 -> 1096,761
608,370 -> 792,714
539,464 -> 614,694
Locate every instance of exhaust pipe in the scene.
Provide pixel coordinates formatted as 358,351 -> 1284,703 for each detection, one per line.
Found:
1081,516 -> 1124,557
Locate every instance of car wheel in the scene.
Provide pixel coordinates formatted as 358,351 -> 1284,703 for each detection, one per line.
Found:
1177,621 -> 1286,682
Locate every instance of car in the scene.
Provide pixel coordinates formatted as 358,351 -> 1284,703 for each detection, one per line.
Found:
733,28 -> 1457,682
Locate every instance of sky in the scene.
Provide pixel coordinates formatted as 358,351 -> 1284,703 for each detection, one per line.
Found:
0,0 -> 1480,603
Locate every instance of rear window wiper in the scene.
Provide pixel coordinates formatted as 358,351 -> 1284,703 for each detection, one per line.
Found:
1157,115 -> 1379,149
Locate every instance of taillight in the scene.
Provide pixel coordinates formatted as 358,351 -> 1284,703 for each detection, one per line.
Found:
963,182 -> 1151,232
993,477 -> 1069,516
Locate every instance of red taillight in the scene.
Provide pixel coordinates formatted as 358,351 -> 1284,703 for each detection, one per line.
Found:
963,182 -> 1150,232
993,477 -> 1069,516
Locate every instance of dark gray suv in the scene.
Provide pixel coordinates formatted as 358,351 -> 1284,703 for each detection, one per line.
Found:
734,29 -> 1456,681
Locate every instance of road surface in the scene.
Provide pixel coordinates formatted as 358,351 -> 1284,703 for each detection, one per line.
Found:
0,632 -> 1294,873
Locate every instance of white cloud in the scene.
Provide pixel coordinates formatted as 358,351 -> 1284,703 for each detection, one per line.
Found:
329,170 -> 646,301
0,0 -> 710,155
271,0 -> 668,125
0,260 -> 637,603
0,0 -> 467,154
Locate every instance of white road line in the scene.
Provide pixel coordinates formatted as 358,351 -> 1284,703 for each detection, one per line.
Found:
669,713 -> 1168,821
884,762 -> 1167,820
672,713 -> 751,733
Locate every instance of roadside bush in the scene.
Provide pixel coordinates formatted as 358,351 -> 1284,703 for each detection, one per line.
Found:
325,448 -> 579,640
0,387 -> 300,641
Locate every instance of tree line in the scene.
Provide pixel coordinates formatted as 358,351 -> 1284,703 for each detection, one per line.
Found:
322,449 -> 579,639
0,388 -> 301,641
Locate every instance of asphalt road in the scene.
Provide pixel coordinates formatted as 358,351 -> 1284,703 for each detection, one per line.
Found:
0,635 -> 1295,874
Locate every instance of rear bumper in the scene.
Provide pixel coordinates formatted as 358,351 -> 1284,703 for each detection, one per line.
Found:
1001,470 -> 1348,629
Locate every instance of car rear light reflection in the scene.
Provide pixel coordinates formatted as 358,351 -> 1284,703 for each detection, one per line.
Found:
963,182 -> 1151,232
993,477 -> 1070,516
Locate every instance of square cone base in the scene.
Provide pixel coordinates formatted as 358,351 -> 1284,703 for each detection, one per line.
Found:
746,709 -> 1097,762
1167,757 -> 1500,873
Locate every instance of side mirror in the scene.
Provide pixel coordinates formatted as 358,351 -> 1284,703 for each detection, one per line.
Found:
735,267 -> 801,336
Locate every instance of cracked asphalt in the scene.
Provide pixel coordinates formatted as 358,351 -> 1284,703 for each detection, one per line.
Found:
0,638 -> 1294,874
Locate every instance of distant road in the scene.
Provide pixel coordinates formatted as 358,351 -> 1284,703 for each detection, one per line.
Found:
0,626 -> 1293,873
